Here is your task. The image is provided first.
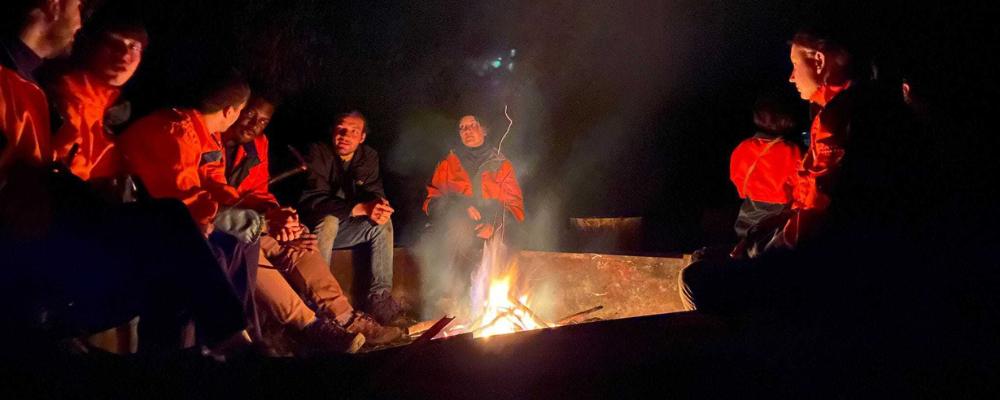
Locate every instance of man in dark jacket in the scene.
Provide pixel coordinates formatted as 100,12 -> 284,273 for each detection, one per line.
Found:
299,111 -> 405,325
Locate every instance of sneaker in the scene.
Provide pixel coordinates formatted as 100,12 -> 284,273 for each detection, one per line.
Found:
298,317 -> 365,354
366,292 -> 409,327
342,312 -> 403,346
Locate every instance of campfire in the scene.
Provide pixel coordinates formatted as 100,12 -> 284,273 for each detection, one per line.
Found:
450,263 -> 551,338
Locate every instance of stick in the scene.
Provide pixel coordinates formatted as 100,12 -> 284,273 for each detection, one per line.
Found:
556,305 -> 604,325
510,297 -> 552,328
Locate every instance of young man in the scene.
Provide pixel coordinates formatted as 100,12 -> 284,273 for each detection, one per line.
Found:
299,111 -> 407,326
222,96 -> 402,348
47,16 -> 147,181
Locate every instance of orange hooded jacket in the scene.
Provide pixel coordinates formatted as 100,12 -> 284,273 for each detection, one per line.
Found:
49,70 -> 122,180
226,134 -> 279,213
423,150 -> 525,222
1,65 -> 52,171
118,108 -> 239,228
730,134 -> 802,204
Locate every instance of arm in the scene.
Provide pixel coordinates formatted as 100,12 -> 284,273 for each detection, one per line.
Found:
119,117 -> 219,228
495,160 -> 525,222
423,159 -> 451,217
236,136 -> 279,212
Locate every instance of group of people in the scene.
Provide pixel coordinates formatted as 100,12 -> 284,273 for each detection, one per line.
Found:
1,1 -> 525,357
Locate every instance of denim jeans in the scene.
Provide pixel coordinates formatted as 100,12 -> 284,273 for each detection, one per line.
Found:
314,215 -> 394,299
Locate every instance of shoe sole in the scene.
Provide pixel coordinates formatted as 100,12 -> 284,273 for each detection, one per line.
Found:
344,333 -> 366,354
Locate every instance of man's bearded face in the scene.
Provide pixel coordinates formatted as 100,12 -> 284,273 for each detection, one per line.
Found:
333,115 -> 366,156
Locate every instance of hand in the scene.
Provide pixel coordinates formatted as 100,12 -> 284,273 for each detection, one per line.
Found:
466,206 -> 481,221
475,223 -> 494,239
283,233 -> 319,253
354,198 -> 393,225
266,207 -> 302,242
201,223 -> 215,238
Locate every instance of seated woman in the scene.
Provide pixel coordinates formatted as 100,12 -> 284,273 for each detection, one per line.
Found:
421,114 -> 525,315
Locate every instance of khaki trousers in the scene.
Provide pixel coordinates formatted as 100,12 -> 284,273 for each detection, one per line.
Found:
254,235 -> 354,330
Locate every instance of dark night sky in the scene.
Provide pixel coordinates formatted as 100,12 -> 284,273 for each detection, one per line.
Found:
106,0 -> 990,252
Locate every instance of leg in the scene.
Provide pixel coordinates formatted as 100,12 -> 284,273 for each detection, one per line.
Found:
332,218 -> 394,299
255,266 -> 316,330
314,215 -> 341,266
259,236 -> 354,324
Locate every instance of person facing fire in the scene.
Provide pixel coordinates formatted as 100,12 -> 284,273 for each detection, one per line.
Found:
779,27 -> 858,247
299,111 -> 408,327
421,114 -> 525,311
46,15 -> 147,182
728,92 -> 803,258
221,96 -> 403,352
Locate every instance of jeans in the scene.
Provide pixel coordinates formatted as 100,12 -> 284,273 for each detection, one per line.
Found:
314,215 -> 394,300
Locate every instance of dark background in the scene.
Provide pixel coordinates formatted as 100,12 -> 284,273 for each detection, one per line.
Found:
103,0 -> 991,253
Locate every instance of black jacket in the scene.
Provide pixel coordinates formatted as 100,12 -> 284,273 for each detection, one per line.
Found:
299,143 -> 385,227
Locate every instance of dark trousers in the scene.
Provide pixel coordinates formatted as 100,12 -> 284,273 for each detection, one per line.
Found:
0,164 -> 246,351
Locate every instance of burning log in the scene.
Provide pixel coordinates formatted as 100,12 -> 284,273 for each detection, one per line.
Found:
511,297 -> 552,329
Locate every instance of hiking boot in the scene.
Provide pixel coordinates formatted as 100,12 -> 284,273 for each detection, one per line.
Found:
342,312 -> 403,346
366,291 -> 410,327
298,317 -> 365,354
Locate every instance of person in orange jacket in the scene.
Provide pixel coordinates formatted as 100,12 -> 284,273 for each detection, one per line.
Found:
780,28 -> 857,247
423,114 -> 525,236
221,96 -> 403,349
2,1 -> 249,355
118,73 -> 248,235
1,0 -> 82,173
728,93 -> 803,258
46,17 -> 147,182
421,114 -> 525,314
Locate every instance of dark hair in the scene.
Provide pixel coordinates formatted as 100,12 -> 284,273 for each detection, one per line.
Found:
332,110 -> 368,134
752,92 -> 798,135
2,0 -> 46,31
72,8 -> 149,63
196,69 -> 250,114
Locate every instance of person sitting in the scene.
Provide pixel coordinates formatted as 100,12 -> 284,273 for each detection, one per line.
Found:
728,92 -> 803,259
421,114 -> 525,314
298,111 -> 407,326
221,95 -> 402,350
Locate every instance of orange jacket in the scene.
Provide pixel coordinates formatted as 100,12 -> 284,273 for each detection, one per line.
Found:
1,65 -> 52,171
423,150 -> 525,222
226,134 -> 278,213
119,108 -> 239,228
730,134 -> 802,204
792,82 -> 852,211
49,70 -> 122,181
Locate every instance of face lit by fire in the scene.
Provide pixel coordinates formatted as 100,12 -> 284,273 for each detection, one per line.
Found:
46,0 -> 84,56
788,44 -> 824,100
333,115 -> 366,157
89,32 -> 144,87
458,115 -> 486,148
224,97 -> 274,145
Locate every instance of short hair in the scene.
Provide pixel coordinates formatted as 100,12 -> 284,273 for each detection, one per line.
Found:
752,92 -> 798,135
2,0 -> 46,31
73,10 -> 149,63
196,69 -> 250,114
332,110 -> 368,134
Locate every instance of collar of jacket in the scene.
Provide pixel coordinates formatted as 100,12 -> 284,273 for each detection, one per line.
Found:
810,80 -> 853,108
0,36 -> 43,82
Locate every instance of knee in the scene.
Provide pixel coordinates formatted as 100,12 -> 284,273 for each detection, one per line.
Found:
315,215 -> 341,235
377,219 -> 393,236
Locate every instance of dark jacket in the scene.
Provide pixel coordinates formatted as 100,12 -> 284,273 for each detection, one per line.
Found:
299,143 -> 385,227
